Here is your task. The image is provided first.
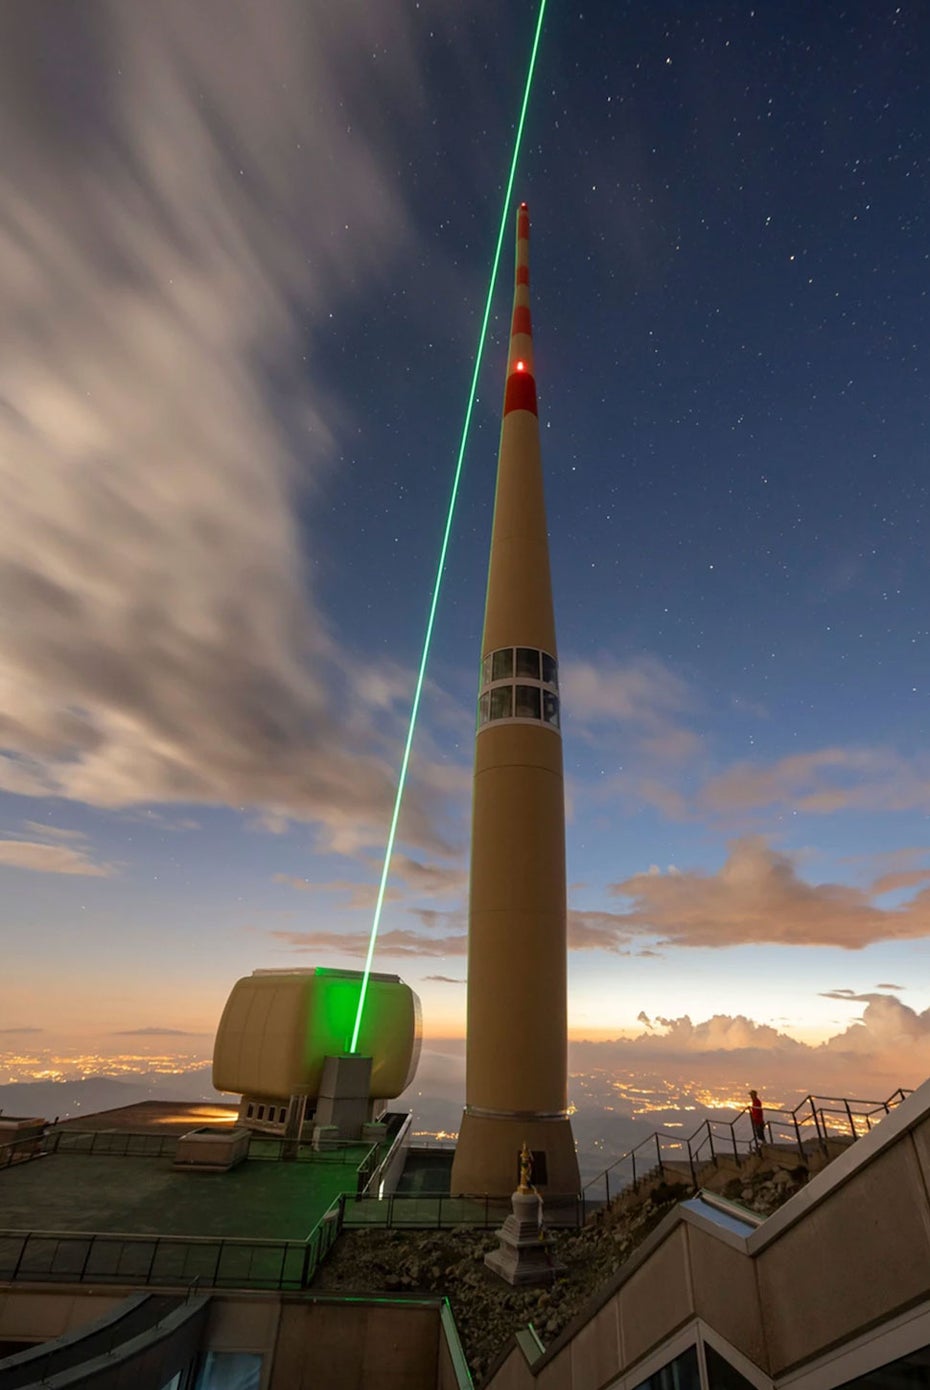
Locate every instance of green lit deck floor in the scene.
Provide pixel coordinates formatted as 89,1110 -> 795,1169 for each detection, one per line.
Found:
0,1149 -> 369,1241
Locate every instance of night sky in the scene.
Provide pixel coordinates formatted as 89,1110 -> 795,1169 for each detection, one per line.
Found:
1,1 -> 929,1095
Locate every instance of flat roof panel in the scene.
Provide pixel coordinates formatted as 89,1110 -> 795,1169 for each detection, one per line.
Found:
0,1149 -> 368,1241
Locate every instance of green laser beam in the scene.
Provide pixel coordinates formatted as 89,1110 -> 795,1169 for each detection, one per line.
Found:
350,0 -> 549,1054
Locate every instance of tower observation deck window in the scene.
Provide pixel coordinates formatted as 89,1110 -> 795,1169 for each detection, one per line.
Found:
491,648 -> 514,682
477,646 -> 560,731
516,647 -> 540,679
515,685 -> 541,719
489,686 -> 513,721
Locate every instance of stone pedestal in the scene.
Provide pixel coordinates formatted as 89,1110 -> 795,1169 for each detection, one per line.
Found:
174,1126 -> 250,1172
484,1190 -> 566,1286
313,1055 -> 372,1141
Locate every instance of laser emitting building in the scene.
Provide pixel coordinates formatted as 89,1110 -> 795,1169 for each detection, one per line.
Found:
451,203 -> 580,1198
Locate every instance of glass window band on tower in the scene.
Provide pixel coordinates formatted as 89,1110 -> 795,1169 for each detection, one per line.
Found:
477,646 -> 560,731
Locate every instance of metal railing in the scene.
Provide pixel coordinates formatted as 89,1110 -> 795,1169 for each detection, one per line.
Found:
362,1112 -> 414,1198
0,1127 -> 377,1169
581,1087 -> 912,1212
0,1201 -> 344,1292
339,1191 -> 583,1230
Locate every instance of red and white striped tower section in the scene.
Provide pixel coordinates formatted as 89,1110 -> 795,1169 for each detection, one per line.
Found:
451,204 -> 580,1198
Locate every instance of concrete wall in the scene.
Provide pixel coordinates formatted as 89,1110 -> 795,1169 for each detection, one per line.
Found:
0,1290 -> 125,1348
483,1079 -> 930,1390
753,1111 -> 930,1376
0,1289 -> 453,1390
269,1298 -> 440,1390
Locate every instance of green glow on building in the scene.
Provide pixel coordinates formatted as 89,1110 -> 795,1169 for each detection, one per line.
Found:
349,0 -> 550,1054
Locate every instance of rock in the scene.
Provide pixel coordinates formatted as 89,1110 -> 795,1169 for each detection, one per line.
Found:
741,1187 -> 754,1202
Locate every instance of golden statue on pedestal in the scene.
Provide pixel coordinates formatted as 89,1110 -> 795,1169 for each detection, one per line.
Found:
518,1141 -> 533,1194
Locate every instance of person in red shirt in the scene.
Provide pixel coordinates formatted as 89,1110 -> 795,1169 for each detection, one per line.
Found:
749,1090 -> 765,1149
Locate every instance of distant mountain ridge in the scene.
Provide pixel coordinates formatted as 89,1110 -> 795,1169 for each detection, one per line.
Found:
0,1067 -> 224,1121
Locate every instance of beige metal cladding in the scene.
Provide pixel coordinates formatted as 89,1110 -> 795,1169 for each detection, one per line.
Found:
452,204 -> 578,1194
212,971 -> 420,1102
481,410 -> 556,658
467,723 -> 567,1114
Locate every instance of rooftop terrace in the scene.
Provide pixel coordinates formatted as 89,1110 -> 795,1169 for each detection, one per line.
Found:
1,1103 -> 377,1239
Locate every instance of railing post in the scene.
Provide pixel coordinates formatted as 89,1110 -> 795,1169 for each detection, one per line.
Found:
78,1236 -> 96,1283
708,1128 -> 716,1165
11,1236 -> 29,1282
687,1140 -> 696,1187
655,1132 -> 662,1177
605,1170 -> 610,1205
844,1099 -> 856,1139
731,1122 -> 738,1163
793,1116 -> 803,1158
631,1151 -> 637,1187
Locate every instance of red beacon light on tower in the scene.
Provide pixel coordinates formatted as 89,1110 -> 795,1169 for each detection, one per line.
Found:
515,359 -> 525,372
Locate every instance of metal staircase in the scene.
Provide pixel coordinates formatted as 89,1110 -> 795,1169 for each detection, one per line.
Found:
581,1087 -> 911,1212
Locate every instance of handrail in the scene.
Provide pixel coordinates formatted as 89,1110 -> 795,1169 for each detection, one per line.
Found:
581,1085 -> 911,1207
363,1112 -> 414,1198
0,1197 -> 347,1292
0,1126 -> 376,1169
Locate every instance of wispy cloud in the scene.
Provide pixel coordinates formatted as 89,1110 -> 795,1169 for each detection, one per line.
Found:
0,839 -> 114,877
19,822 -> 87,843
272,875 -> 402,911
111,1027 -> 207,1036
0,2 -> 458,855
701,747 -> 930,817
271,928 -> 468,958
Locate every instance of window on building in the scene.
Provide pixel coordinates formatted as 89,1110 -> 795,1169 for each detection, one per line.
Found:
195,1351 -> 262,1390
491,648 -> 514,681
516,646 -> 540,679
633,1345 -> 700,1390
515,684 -> 541,719
833,1343 -> 930,1387
246,1104 -> 254,1118
279,1107 -> 287,1123
542,690 -> 560,727
257,1105 -> 265,1120
478,648 -> 559,729
489,686 -> 513,721
704,1343 -> 759,1390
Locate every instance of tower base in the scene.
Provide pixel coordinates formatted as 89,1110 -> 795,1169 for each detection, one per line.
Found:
450,1111 -> 580,1197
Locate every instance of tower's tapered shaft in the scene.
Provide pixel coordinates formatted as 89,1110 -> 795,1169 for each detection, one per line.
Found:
451,205 -> 579,1197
